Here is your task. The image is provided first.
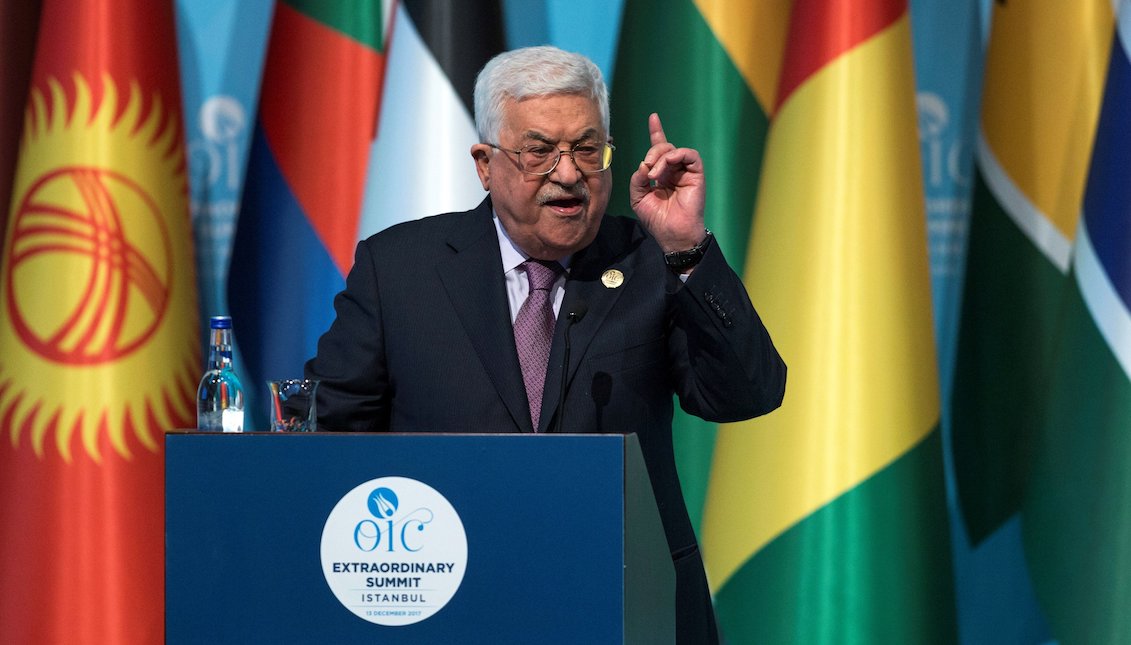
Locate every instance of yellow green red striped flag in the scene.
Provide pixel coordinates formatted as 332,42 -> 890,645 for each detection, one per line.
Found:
611,0 -> 791,537
701,0 -> 955,641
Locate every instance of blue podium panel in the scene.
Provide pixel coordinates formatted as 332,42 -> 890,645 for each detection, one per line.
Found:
166,433 -> 673,645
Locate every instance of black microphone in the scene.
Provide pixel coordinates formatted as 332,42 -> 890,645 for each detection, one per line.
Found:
554,300 -> 588,434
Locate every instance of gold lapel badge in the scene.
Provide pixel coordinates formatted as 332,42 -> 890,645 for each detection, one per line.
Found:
601,269 -> 624,289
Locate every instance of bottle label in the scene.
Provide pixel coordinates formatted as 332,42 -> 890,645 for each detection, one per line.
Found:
221,408 -> 244,433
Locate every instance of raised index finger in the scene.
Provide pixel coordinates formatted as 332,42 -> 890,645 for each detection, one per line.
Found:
649,113 -> 668,146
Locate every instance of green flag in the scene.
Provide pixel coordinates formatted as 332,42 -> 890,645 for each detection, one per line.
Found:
610,0 -> 789,533
1022,8 -> 1131,641
950,0 -> 1113,543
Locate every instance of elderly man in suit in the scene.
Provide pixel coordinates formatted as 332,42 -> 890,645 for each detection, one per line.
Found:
306,45 -> 786,644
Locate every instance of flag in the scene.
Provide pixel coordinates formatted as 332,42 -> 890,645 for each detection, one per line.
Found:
227,0 -> 391,429
610,0 -> 791,531
0,0 -> 198,642
228,1 -> 505,429
700,1 -> 955,641
1021,6 -> 1131,641
950,0 -> 1114,543
357,0 -> 505,238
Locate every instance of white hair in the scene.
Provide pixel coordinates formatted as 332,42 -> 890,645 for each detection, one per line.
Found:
473,46 -> 610,143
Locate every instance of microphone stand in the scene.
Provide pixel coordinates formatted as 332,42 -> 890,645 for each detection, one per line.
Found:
554,301 -> 587,434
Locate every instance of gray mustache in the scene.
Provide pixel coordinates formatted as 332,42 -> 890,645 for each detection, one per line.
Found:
538,189 -> 589,204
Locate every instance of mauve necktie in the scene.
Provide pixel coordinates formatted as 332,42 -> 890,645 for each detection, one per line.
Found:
514,259 -> 562,431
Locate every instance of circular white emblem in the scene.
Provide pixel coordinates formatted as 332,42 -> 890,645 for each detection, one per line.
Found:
321,477 -> 468,626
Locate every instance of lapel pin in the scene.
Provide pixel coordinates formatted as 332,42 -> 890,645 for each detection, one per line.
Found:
601,269 -> 624,289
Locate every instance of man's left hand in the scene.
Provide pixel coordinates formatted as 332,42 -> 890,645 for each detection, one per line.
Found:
629,112 -> 707,253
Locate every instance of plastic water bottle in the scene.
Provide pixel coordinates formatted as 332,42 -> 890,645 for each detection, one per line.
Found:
197,315 -> 245,432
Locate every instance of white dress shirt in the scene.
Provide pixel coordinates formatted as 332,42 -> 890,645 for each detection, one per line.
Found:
493,214 -> 569,323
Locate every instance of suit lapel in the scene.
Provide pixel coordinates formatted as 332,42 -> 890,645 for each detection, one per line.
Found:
437,200 -> 531,432
539,219 -> 634,432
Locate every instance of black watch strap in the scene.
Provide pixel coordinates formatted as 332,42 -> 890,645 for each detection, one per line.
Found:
664,230 -> 713,271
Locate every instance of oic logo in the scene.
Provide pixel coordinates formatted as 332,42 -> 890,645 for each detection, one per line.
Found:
368,487 -> 399,519
322,477 -> 469,627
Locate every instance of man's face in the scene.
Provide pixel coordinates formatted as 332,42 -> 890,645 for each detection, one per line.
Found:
471,93 -> 611,261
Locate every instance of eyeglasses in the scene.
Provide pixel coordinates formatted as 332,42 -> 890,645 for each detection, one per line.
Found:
487,141 -> 615,176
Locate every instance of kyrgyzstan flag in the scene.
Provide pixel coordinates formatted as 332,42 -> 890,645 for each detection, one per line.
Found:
0,0 -> 198,643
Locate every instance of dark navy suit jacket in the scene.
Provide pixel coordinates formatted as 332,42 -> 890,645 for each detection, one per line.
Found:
306,197 -> 786,642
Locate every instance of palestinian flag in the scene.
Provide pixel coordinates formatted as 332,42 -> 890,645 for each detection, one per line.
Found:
0,0 -> 197,641
358,0 -> 505,238
610,0 -> 791,531
950,0 -> 1114,543
701,1 -> 955,641
228,0 -> 391,429
1022,6 -> 1131,641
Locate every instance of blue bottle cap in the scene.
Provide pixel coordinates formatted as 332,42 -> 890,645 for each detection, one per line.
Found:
209,315 -> 233,329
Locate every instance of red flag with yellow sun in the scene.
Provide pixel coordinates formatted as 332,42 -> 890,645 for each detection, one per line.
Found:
0,0 -> 197,642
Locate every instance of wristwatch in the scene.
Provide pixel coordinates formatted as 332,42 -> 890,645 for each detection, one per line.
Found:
663,230 -> 713,272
